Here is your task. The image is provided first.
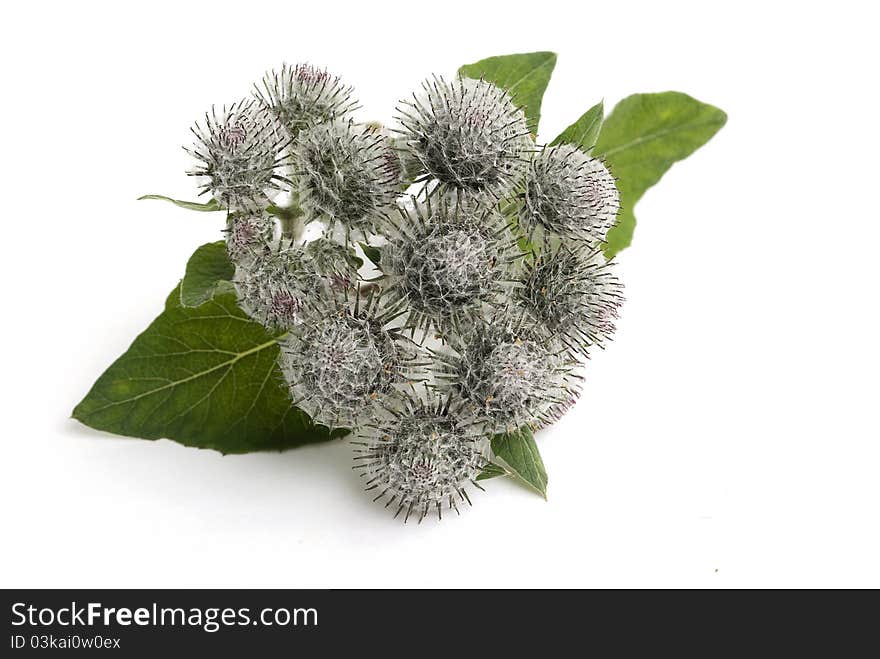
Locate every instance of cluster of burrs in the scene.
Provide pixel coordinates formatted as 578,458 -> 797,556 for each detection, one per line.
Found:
185,63 -> 624,522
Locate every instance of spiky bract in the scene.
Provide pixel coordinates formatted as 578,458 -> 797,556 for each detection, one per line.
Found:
255,63 -> 357,136
186,101 -> 290,211
517,244 -> 624,356
278,292 -> 423,429
225,213 -> 275,264
519,144 -> 619,245
381,196 -> 519,338
303,238 -> 361,290
293,120 -> 402,239
234,240 -> 357,329
395,77 -> 532,200
434,311 -> 581,433
352,393 -> 488,522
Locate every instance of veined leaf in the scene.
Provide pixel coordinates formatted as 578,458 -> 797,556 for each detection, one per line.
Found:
491,428 -> 548,498
179,241 -> 235,307
72,285 -> 342,453
593,92 -> 726,258
552,100 -> 604,151
459,51 -> 557,136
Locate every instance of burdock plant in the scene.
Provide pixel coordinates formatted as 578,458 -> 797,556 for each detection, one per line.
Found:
519,143 -> 620,245
278,290 -> 425,429
379,195 -> 520,339
293,119 -> 403,240
186,101 -> 291,211
353,391 -> 489,522
433,309 -> 582,434
517,244 -> 624,357
76,52 -> 726,522
395,76 -> 533,201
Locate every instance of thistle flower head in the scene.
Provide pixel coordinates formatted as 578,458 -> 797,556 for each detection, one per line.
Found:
352,392 -> 488,522
234,240 -> 357,329
519,144 -> 619,245
362,121 -> 408,184
255,63 -> 357,136
517,244 -> 624,356
186,100 -> 290,211
278,291 -> 424,429
304,237 -> 361,289
434,310 -> 581,433
395,76 -> 532,200
225,213 -> 275,264
381,195 -> 519,338
293,120 -> 402,239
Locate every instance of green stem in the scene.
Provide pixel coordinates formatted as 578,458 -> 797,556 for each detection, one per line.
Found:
268,201 -> 306,242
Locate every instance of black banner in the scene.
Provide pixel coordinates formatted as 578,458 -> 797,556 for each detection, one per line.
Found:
1,589 -> 873,654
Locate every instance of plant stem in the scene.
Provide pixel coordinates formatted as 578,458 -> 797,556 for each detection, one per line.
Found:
278,215 -> 305,242
269,202 -> 306,242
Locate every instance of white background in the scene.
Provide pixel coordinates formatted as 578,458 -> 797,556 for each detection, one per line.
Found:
1,1 -> 878,588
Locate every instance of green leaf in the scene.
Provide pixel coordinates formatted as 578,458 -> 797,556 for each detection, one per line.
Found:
593,92 -> 727,258
179,241 -> 235,307
138,194 -> 223,212
476,462 -> 508,481
491,428 -> 548,498
551,100 -> 604,151
359,243 -> 381,268
72,285 -> 343,454
459,51 -> 557,136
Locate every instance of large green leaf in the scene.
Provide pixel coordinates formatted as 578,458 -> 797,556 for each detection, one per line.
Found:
593,92 -> 727,258
459,51 -> 557,136
551,100 -> 604,151
491,428 -> 548,498
72,285 -> 342,453
138,194 -> 223,212
179,241 -> 235,307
